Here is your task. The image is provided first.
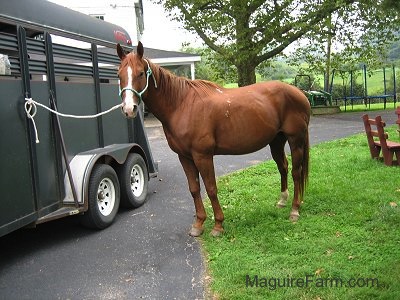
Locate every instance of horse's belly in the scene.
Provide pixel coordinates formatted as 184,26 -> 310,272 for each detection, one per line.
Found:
214,131 -> 274,155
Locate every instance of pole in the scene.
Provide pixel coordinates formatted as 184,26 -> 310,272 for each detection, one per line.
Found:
363,64 -> 369,109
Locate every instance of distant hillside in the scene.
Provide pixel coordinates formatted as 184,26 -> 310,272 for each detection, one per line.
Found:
388,38 -> 400,61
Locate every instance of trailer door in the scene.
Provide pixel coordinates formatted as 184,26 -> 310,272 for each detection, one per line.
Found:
0,77 -> 37,236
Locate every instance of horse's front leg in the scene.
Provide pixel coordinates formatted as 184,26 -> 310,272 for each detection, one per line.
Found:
194,154 -> 224,237
179,155 -> 206,237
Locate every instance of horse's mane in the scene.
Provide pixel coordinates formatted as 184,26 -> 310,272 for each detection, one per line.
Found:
147,59 -> 223,102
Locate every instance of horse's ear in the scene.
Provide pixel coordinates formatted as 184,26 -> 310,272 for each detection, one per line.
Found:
137,41 -> 144,59
117,43 -> 126,60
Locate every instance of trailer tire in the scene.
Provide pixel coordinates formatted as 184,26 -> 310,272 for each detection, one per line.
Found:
81,164 -> 120,229
118,153 -> 148,208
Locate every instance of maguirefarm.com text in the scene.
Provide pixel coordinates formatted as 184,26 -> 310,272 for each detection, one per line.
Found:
246,274 -> 382,290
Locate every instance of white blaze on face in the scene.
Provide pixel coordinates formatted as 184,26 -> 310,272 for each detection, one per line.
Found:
122,66 -> 136,115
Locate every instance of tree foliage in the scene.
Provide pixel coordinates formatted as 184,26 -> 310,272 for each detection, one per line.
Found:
155,0 -> 400,87
382,0 -> 400,10
288,1 -> 400,91
182,46 -> 238,84
257,60 -> 297,81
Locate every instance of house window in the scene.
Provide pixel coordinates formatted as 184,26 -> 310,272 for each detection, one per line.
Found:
90,14 -> 105,21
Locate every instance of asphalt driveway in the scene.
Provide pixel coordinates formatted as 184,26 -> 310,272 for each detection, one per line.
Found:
0,108 -> 397,299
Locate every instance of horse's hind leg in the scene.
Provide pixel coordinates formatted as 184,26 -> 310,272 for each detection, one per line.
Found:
270,133 -> 289,208
287,133 -> 308,222
179,155 -> 207,237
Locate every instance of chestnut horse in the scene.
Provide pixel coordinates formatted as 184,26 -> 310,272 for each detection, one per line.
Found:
117,42 -> 311,237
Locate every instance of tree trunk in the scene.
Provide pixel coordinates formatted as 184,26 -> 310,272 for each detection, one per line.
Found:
325,13 -> 332,92
237,61 -> 256,87
325,34 -> 332,92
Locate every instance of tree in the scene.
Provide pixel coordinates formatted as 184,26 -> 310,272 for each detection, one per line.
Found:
382,0 -> 400,10
257,60 -> 297,81
288,0 -> 400,91
181,46 -> 237,84
292,0 -> 399,90
154,0 -> 400,87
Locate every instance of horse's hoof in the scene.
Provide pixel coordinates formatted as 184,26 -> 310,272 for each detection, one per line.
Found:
189,226 -> 204,237
276,201 -> 286,208
289,212 -> 299,222
210,228 -> 224,237
276,190 -> 289,208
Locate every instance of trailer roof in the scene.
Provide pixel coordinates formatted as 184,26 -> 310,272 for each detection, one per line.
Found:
0,0 -> 132,47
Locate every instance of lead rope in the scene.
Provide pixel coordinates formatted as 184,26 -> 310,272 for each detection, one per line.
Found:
24,97 -> 122,143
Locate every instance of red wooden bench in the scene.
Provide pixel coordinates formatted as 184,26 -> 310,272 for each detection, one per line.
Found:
362,114 -> 400,166
396,106 -> 400,137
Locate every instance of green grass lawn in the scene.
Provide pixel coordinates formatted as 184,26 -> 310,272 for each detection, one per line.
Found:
201,126 -> 400,300
330,70 -> 395,96
339,102 -> 398,112
226,67 -> 397,96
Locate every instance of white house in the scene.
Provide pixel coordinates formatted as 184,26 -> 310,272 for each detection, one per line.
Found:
48,0 -> 200,79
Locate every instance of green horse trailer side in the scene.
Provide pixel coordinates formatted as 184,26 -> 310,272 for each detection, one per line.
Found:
0,0 -> 157,237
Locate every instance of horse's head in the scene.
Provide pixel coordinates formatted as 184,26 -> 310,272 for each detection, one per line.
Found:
117,41 -> 150,118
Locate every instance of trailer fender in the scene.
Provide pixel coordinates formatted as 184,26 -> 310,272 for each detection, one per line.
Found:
62,143 -> 146,207
63,154 -> 96,206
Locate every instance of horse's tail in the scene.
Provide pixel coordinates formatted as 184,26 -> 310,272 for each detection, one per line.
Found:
300,128 -> 310,199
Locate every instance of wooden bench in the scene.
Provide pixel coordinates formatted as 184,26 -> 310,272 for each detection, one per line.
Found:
396,106 -> 400,137
362,114 -> 400,166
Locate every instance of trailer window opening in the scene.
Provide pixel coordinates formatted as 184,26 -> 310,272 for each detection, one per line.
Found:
0,18 -> 123,81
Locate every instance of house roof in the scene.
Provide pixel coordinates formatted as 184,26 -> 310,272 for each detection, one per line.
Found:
141,46 -> 201,65
100,46 -> 201,67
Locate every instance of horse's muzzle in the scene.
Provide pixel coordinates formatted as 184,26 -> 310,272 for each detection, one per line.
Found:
121,102 -> 138,119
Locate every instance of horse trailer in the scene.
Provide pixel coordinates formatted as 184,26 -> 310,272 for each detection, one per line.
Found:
0,0 -> 157,237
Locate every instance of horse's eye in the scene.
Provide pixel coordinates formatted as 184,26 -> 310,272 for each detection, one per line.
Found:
139,71 -> 144,77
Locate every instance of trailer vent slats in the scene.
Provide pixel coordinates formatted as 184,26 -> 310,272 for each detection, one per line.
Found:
53,44 -> 92,62
0,32 -> 18,52
54,62 -> 93,77
26,38 -> 45,55
28,59 -> 47,74
98,52 -> 120,65
99,67 -> 118,79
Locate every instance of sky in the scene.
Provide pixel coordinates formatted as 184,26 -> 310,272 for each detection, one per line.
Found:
140,1 -> 200,50
48,0 -> 200,51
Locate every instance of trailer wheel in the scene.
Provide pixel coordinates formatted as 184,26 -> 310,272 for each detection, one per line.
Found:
118,153 -> 148,208
81,164 -> 120,229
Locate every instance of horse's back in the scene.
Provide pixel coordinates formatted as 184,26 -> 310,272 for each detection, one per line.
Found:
256,81 -> 311,129
220,81 -> 309,107
206,80 -> 310,155
225,80 -> 310,123
257,81 -> 310,111
209,80 -> 310,127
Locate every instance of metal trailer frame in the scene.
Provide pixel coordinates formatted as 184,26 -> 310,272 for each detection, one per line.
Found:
330,65 -> 397,111
0,0 -> 158,237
